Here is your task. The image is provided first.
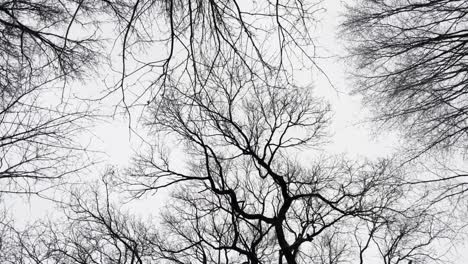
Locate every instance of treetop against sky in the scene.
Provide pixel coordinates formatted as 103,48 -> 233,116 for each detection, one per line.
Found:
1,0 -> 468,263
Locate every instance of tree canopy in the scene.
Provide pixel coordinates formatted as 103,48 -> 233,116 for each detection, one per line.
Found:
342,0 -> 468,155
1,1 -> 467,264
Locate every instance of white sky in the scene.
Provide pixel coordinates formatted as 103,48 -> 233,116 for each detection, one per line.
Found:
5,0 -> 467,262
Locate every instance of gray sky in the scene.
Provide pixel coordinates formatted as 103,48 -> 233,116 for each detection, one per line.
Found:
5,1 -> 467,262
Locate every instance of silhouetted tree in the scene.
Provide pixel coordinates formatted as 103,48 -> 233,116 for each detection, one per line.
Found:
341,0 -> 468,217
0,0 -> 100,90
342,0 -> 468,155
0,180 -> 161,263
1,155 -> 455,263
98,0 -> 323,111
0,86 -> 93,195
119,60 -> 456,263
0,0 -> 100,196
0,0 -> 324,237
0,2 -> 464,264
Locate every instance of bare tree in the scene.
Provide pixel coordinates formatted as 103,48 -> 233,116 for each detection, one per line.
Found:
1,86 -> 456,263
0,0 -> 101,90
0,0 -> 108,196
0,74 -> 95,260
0,87 -> 94,195
94,0 -> 324,112
341,0 -> 468,218
0,0 -> 325,247
0,179 -> 162,264
0,5 -> 100,255
0,2 -> 464,264
3,0 -> 326,106
341,0 -> 468,155
119,60 -> 457,263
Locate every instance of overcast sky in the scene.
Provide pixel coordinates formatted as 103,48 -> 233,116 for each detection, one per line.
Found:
4,1 -> 467,262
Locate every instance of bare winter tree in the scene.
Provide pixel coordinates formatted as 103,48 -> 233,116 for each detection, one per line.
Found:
0,180 -> 161,264
341,0 -> 468,155
118,58 -> 458,263
0,0 -> 326,183
0,0 -> 101,89
0,0 -> 325,243
1,1 -> 465,264
95,0 -> 324,111
341,0 -> 468,214
0,87 -> 92,195
2,0 -> 326,103
0,3 -> 102,249
0,0 -> 103,196
1,68 -> 458,263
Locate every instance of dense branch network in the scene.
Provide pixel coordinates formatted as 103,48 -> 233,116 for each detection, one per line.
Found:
118,59 -> 456,263
0,0 -> 102,195
342,0 -> 468,154
105,0 -> 323,110
0,1 -> 466,264
342,0 -> 468,215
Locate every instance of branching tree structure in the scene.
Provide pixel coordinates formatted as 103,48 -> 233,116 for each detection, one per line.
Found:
0,182 -> 160,263
99,0 -> 323,110
0,0 -> 99,89
0,0 -> 100,195
342,0 -> 468,214
0,1 -> 466,264
0,89 -> 90,195
342,0 -> 468,154
0,0 -> 108,196
119,59 -> 456,263
0,156 -> 457,264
